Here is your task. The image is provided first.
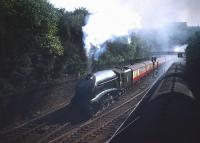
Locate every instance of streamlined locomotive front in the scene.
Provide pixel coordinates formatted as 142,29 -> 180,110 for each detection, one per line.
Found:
71,70 -> 119,114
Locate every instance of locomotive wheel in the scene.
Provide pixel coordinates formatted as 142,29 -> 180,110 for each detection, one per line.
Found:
110,95 -> 114,103
87,102 -> 100,117
100,99 -> 108,110
112,91 -> 120,101
92,102 -> 100,112
101,100 -> 109,110
100,94 -> 113,110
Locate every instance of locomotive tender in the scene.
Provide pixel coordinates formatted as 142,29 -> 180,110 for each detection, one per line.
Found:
71,56 -> 168,115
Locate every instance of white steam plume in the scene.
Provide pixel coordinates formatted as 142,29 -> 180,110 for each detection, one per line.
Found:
49,0 -> 198,72
82,0 -> 141,58
173,44 -> 188,52
50,0 -> 200,27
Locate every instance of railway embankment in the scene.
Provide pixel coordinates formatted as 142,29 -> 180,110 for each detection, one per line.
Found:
0,78 -> 77,131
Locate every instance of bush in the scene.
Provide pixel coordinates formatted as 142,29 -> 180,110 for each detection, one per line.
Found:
185,32 -> 200,89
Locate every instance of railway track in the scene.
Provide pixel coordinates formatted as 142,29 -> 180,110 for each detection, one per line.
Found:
0,78 -> 77,133
35,79 -> 152,143
0,103 -> 75,143
0,121 -> 58,143
0,76 -> 152,143
49,88 -> 148,143
0,78 -> 79,143
0,62 -> 170,143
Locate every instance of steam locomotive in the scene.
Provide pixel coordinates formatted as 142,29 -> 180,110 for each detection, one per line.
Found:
71,56 -> 168,116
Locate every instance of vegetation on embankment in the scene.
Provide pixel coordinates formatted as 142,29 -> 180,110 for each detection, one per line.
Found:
185,31 -> 200,101
0,0 -> 88,96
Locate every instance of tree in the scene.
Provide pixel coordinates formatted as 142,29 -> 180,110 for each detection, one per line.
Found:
186,32 -> 200,81
0,0 -> 90,95
56,8 -> 89,75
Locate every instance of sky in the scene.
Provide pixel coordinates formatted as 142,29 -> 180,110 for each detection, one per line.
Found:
49,0 -> 200,27
49,0 -> 200,58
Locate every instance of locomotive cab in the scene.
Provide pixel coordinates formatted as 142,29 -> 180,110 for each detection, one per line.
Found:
113,67 -> 132,89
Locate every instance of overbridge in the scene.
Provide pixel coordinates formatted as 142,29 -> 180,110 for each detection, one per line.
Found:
150,51 -> 185,56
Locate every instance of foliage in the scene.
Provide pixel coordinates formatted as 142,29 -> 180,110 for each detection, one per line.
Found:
56,8 -> 88,76
185,32 -> 200,83
95,35 -> 151,68
0,0 -> 88,95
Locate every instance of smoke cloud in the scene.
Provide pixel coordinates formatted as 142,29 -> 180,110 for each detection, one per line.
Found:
82,0 -> 141,57
50,0 -> 200,68
173,44 -> 188,52
50,0 -> 200,27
